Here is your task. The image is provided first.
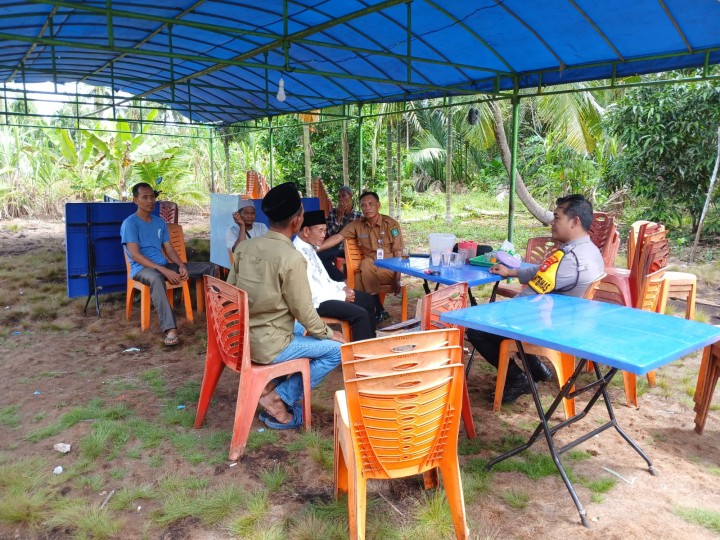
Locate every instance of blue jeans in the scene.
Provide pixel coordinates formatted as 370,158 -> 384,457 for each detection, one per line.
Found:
272,323 -> 342,408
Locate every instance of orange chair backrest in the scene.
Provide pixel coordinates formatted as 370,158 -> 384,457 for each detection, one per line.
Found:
637,268 -> 667,313
166,223 -> 188,263
589,212 -> 619,266
343,361 -> 464,479
583,272 -> 607,300
344,238 -> 364,290
591,273 -> 628,306
340,328 -> 461,363
158,201 -> 179,224
311,177 -> 333,217
421,283 -> 468,341
342,345 -> 462,381
525,236 -> 562,264
204,275 -> 251,373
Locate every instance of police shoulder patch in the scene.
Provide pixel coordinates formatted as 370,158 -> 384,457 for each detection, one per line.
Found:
391,227 -> 399,237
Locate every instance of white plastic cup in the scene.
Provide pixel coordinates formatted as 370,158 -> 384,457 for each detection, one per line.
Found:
452,252 -> 464,267
430,251 -> 442,266
441,252 -> 452,266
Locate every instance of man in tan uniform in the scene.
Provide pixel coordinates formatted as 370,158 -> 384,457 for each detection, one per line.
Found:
320,191 -> 404,323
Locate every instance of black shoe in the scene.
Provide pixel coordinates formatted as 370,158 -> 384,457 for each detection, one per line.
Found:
530,361 -> 553,383
501,376 -> 531,404
375,310 -> 390,323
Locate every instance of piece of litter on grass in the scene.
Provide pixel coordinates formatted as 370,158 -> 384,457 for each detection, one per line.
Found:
257,428 -> 265,433
229,462 -> 238,467
602,466 -> 635,485
100,489 -> 115,509
53,466 -> 63,474
4,306 -> 9,309
53,443 -> 71,453
33,391 -> 41,395
123,347 -> 141,353
11,331 -> 21,336
136,506 -> 142,513
592,517 -> 600,523
176,405 -> 186,410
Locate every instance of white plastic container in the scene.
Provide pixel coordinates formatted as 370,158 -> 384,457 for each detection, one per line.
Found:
428,233 -> 456,255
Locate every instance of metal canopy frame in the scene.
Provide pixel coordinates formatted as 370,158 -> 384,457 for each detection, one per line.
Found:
0,1 -> 718,126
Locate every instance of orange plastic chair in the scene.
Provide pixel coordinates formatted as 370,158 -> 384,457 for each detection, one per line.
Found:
345,238 -> 408,321
495,236 -> 562,299
420,283 -> 476,439
158,200 -> 179,224
589,212 -> 619,267
320,316 -> 352,342
194,275 -> 312,460
334,346 -> 469,539
663,271 -> 697,320
340,328 -> 458,361
693,342 -> 720,434
167,223 -> 205,313
123,250 -> 193,331
493,274 -> 606,419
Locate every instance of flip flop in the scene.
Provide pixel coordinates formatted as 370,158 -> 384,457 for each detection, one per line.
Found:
262,405 -> 303,430
164,334 -> 180,346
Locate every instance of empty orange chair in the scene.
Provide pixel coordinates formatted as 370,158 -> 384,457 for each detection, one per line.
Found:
495,236 -> 562,299
693,342 -> 720,434
158,200 -> 179,224
589,212 -> 619,267
420,283 -> 476,439
123,250 -> 193,331
492,274 -> 605,419
167,223 -> 208,313
345,238 -> 408,321
335,337 -> 469,539
194,276 -> 312,460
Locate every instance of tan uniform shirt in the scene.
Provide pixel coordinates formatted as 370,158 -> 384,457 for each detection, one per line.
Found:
227,231 -> 333,364
340,214 -> 404,260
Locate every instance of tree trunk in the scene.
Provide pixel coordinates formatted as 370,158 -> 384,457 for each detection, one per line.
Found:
303,123 -> 312,197
489,101 -> 553,224
690,126 -> 720,262
386,122 -> 395,217
342,119 -> 349,185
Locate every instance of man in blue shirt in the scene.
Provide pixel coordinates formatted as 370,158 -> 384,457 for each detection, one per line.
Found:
121,182 -> 188,346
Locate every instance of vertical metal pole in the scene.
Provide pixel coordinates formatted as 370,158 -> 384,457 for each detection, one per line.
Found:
358,103 -> 364,195
269,118 -> 275,186
445,96 -> 453,225
209,128 -> 215,193
508,85 -> 520,242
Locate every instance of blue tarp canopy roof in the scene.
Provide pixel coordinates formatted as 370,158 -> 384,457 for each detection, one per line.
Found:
1,0 -> 719,124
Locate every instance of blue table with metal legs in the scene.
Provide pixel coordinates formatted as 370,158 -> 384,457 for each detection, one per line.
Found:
441,294 -> 720,527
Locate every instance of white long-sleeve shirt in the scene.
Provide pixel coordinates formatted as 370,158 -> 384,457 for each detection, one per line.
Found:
293,236 -> 346,308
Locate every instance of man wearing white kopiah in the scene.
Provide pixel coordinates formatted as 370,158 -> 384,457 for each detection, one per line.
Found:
293,210 -> 375,341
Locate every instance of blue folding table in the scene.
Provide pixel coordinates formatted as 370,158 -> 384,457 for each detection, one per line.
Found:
375,256 -> 532,304
440,294 -> 720,527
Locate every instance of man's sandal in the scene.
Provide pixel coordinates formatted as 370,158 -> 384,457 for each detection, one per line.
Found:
262,405 -> 303,430
164,334 -> 180,346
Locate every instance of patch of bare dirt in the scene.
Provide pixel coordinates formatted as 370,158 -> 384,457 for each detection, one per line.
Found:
0,216 -> 719,539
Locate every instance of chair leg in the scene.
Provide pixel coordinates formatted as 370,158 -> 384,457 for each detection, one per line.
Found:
687,283 -> 697,320
348,469 -> 366,540
439,461 -> 470,540
460,379 -> 476,439
140,287 -> 151,331
195,280 -> 205,313
126,286 -> 134,321
194,351 -> 225,428
400,285 -> 408,322
181,283 -> 194,323
623,371 -> 638,408
423,468 -> 439,489
493,341 -> 512,412
694,346 -> 712,414
545,352 -> 576,420
646,370 -> 656,387
228,373 -> 267,461
334,394 -> 350,497
300,364 -> 312,432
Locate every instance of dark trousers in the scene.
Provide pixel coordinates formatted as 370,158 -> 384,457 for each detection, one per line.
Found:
317,290 -> 376,341
466,328 -> 543,383
317,244 -> 346,282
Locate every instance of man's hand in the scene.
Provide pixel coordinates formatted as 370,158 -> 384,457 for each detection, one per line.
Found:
160,266 -> 184,285
392,273 -> 402,294
177,264 -> 189,280
343,286 -> 355,303
489,264 -> 516,278
330,330 -> 345,343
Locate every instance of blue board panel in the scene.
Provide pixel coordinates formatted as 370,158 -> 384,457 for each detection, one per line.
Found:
65,202 -> 159,299
210,194 -> 321,269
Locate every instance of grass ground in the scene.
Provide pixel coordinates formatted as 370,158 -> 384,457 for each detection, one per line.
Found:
1,192 -> 719,539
